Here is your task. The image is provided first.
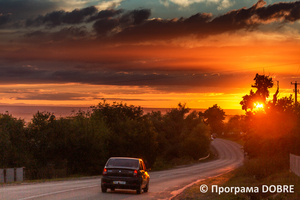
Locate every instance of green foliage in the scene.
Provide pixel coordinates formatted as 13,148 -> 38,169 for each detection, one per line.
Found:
0,101 -> 212,179
181,123 -> 210,159
225,115 -> 243,138
0,113 -> 27,168
244,155 -> 289,179
149,103 -> 211,165
25,110 -> 111,175
91,101 -> 158,166
200,104 -> 226,134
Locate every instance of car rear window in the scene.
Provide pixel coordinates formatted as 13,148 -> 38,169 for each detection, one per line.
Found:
106,159 -> 139,168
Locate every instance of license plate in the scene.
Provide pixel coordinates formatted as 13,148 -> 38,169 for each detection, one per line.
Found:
113,181 -> 126,184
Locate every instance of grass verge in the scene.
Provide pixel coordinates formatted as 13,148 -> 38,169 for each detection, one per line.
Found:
152,147 -> 217,171
173,167 -> 300,200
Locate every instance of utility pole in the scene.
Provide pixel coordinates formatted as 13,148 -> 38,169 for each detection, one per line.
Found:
291,81 -> 300,105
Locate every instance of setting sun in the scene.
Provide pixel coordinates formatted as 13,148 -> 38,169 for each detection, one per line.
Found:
254,102 -> 264,111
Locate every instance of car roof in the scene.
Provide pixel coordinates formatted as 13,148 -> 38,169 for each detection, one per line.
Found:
109,157 -> 141,161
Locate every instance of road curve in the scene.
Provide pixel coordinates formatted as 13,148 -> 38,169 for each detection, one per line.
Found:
0,138 -> 243,200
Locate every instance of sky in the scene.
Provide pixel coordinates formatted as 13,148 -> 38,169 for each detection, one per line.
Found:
0,0 -> 300,111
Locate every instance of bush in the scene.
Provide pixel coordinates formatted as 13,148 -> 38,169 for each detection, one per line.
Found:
181,123 -> 210,159
244,155 -> 289,179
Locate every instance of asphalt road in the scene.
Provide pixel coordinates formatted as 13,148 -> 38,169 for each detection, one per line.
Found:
0,138 -> 244,200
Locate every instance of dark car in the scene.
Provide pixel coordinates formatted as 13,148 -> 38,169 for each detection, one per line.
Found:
101,157 -> 150,194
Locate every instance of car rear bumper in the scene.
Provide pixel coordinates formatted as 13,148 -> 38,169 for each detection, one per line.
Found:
101,177 -> 141,190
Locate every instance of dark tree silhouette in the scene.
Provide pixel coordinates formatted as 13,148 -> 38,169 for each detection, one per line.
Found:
240,73 -> 273,111
201,104 -> 225,134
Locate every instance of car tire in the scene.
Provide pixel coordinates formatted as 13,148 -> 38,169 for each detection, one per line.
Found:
143,182 -> 149,193
101,187 -> 107,193
136,184 -> 142,194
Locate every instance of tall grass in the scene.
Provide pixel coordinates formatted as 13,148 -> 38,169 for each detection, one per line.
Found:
244,154 -> 289,180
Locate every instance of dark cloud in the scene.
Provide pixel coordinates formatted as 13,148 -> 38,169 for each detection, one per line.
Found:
14,94 -> 170,102
254,0 -> 300,22
112,13 -> 212,41
110,0 -> 300,42
2,0 -> 300,42
24,26 -> 88,41
53,26 -> 88,39
16,92 -> 90,101
24,7 -> 126,29
21,1 -> 300,42
86,9 -> 123,23
0,13 -> 11,26
120,9 -> 151,25
0,0 -> 57,20
0,65 -> 50,84
93,18 -> 119,35
132,9 -> 151,25
209,0 -> 300,31
62,6 -> 98,24
21,6 -> 151,36
92,9 -> 151,36
0,62 -> 243,90
1,65 -> 44,77
26,6 -> 98,28
24,30 -> 47,38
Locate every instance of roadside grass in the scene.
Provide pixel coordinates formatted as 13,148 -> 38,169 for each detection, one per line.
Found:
152,147 -> 217,171
173,167 -> 300,200
23,174 -> 102,183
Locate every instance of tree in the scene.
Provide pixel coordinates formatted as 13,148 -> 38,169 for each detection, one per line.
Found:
252,73 -> 273,100
241,74 -> 298,178
225,115 -> 243,137
181,123 -> 210,159
91,101 -> 158,167
240,73 -> 273,112
201,104 -> 226,134
160,103 -> 190,159
27,111 -> 56,167
0,113 -> 27,168
64,110 -> 110,175
148,103 -> 211,163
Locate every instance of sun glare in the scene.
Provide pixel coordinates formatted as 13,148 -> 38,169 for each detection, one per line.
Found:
254,102 -> 264,110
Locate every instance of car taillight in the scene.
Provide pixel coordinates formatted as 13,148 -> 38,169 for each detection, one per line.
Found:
133,170 -> 138,177
103,168 -> 107,175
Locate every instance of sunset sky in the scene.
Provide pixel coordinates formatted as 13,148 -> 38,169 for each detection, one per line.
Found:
0,0 -> 300,111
